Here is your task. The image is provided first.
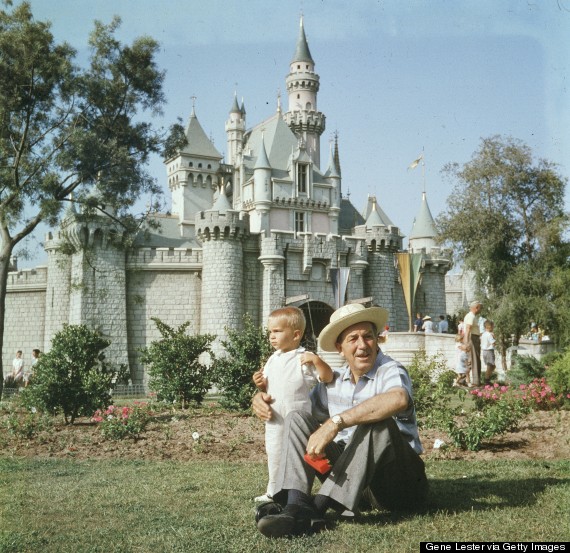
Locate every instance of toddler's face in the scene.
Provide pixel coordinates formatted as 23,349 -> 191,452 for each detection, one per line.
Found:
268,319 -> 300,352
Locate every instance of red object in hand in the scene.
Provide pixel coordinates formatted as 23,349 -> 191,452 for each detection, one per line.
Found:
304,453 -> 332,474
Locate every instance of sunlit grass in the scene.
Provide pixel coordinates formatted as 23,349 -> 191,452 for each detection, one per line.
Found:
1,458 -> 569,552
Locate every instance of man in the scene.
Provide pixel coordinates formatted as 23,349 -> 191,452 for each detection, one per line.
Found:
438,315 -> 448,333
463,300 -> 482,386
252,304 -> 427,538
11,350 -> 24,384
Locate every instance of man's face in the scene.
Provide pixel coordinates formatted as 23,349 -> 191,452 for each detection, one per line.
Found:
473,304 -> 482,315
335,322 -> 377,376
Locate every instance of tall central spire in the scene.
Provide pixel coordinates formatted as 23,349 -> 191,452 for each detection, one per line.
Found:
284,17 -> 326,168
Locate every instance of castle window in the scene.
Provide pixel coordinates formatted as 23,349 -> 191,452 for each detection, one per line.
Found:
297,163 -> 308,194
207,164 -> 212,169
297,64 -> 300,69
189,162 -> 193,167
295,212 -> 305,233
198,163 -> 202,168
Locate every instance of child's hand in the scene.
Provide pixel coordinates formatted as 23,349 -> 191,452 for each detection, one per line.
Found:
253,370 -> 266,390
300,351 -> 317,365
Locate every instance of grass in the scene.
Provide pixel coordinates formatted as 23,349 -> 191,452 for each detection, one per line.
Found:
1,458 -> 569,552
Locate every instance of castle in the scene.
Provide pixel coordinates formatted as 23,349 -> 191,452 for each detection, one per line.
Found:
3,19 -> 458,384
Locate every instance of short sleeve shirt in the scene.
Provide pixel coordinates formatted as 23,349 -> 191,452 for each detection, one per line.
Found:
310,350 -> 423,454
464,312 -> 480,335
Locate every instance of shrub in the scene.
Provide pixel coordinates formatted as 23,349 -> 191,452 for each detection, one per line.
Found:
446,394 -> 531,451
407,350 -> 454,429
507,355 -> 546,387
471,380 -> 564,410
3,404 -> 53,439
140,318 -> 215,408
92,402 -> 152,440
211,314 -> 272,411
546,351 -> 570,396
19,325 -> 115,424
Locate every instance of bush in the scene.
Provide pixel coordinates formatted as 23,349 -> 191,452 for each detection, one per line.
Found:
211,315 -> 272,411
407,350 -> 454,429
507,355 -> 546,386
20,325 -> 115,424
140,318 -> 215,408
546,351 -> 570,396
446,394 -> 531,451
3,403 -> 53,439
92,402 -> 152,440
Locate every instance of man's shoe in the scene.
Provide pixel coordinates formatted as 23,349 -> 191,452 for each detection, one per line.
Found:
255,501 -> 282,523
257,504 -> 320,538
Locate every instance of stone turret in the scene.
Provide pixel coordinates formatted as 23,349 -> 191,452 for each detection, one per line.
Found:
46,201 -> 130,372
408,192 -> 452,318
195,188 -> 249,353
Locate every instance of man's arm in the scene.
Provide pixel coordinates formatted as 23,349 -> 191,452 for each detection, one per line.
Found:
306,387 -> 409,458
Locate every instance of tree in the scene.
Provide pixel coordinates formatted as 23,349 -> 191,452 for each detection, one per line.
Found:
211,314 -> 272,411
0,3 -> 180,397
140,318 -> 215,408
20,324 -> 115,424
438,135 -> 569,355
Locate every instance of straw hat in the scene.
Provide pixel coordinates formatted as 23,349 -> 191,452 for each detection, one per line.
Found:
318,304 -> 389,352
423,315 -> 432,320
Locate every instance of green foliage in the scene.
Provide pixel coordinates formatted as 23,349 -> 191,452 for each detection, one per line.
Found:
0,2 -> 182,398
19,325 -> 115,424
140,318 -> 214,408
211,315 -> 272,410
445,394 -> 531,451
92,402 -> 152,440
546,351 -> 570,396
407,350 -> 454,429
3,404 -> 53,439
438,135 -> 570,348
507,355 -> 547,387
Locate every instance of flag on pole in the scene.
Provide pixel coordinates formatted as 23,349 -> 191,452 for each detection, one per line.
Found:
408,153 -> 423,171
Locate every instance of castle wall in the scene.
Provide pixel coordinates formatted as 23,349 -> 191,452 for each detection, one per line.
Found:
415,267 -> 448,320
2,268 -> 47,378
126,247 -> 202,384
44,247 -> 71,351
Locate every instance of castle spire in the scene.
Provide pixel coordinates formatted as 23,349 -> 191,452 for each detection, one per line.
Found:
291,16 -> 314,64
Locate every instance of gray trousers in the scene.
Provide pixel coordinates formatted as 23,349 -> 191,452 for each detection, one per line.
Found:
273,411 -> 428,512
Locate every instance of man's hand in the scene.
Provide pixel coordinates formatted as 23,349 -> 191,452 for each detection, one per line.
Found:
305,419 -> 338,459
252,392 -> 274,421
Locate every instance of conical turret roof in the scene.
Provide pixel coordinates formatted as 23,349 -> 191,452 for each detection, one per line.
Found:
409,192 -> 437,239
254,135 -> 271,170
291,17 -> 314,63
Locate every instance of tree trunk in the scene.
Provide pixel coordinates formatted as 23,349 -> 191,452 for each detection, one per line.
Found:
0,243 -> 15,399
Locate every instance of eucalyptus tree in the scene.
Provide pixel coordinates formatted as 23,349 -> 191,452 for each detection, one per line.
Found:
0,2 -> 180,395
438,135 -> 569,353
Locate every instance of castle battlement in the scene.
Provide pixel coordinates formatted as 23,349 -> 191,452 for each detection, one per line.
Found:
7,266 -> 48,290
127,247 -> 202,269
195,209 -> 249,241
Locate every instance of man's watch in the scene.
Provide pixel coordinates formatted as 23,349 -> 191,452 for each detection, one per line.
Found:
331,414 -> 345,431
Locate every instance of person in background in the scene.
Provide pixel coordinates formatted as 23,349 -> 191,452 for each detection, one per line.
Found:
480,321 -> 496,385
463,301 -> 483,386
11,350 -> 24,385
438,315 -> 448,333
453,333 -> 471,387
422,315 -> 434,334
25,348 -> 41,386
413,313 -> 423,332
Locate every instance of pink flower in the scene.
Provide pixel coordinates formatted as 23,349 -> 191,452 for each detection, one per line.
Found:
500,386 -> 508,393
494,383 -> 499,388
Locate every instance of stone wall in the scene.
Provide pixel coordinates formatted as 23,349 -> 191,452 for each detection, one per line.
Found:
3,268 -> 47,378
126,269 -> 202,384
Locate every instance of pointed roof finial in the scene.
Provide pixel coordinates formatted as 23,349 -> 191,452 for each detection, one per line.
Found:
230,91 -> 240,114
292,15 -> 314,64
190,95 -> 197,116
277,89 -> 282,113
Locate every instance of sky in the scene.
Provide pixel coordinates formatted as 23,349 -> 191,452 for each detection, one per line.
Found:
19,0 -> 570,267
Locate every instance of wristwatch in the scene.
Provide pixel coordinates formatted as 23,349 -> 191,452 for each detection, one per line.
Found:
331,414 -> 345,431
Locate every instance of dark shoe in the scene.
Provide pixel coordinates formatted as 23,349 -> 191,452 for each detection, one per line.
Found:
257,504 -> 322,538
255,501 -> 282,523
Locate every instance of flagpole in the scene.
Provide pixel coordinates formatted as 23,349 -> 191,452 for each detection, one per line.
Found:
421,147 -> 426,193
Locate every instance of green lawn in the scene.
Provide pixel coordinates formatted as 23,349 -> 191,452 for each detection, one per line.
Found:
1,458 -> 569,552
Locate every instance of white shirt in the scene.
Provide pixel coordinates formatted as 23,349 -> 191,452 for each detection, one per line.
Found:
481,331 -> 496,351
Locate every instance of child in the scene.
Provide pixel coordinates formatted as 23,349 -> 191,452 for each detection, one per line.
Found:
481,320 -> 496,385
252,306 -> 333,502
454,334 -> 471,387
